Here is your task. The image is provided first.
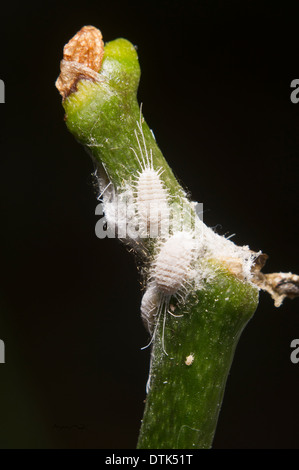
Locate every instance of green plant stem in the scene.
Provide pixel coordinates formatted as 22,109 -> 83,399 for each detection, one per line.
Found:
57,30 -> 259,449
137,267 -> 258,449
63,39 -> 184,200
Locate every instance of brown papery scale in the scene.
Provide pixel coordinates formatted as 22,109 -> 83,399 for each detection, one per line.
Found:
56,26 -> 104,100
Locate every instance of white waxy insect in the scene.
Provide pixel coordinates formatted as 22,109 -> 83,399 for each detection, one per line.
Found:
185,354 -> 194,366
136,166 -> 170,238
154,231 -> 197,296
140,232 -> 197,356
140,283 -> 160,333
131,116 -> 170,239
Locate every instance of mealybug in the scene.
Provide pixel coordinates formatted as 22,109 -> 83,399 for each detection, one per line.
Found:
140,283 -> 160,333
154,231 -> 197,296
141,231 -> 197,355
131,114 -> 170,239
185,354 -> 194,366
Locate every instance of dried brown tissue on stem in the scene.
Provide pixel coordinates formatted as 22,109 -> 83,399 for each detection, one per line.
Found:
251,254 -> 299,307
56,26 -> 104,100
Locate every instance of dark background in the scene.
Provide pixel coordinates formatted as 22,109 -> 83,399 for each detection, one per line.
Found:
1,0 -> 299,449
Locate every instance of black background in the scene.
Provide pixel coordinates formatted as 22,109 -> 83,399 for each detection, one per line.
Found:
1,0 -> 299,449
